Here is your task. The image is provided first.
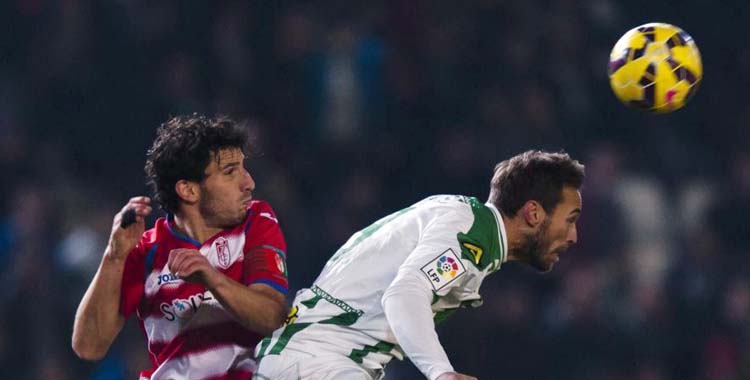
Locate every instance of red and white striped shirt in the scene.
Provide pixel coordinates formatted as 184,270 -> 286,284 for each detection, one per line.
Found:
120,200 -> 288,380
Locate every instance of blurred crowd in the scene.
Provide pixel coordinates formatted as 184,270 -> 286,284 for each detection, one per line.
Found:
1,1 -> 749,379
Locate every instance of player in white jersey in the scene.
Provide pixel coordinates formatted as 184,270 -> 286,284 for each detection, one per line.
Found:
255,150 -> 585,380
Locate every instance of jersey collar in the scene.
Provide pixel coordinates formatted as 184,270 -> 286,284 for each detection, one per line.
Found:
166,214 -> 202,247
484,202 -> 509,263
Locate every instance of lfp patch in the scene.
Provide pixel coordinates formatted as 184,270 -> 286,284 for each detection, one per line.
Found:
421,249 -> 466,291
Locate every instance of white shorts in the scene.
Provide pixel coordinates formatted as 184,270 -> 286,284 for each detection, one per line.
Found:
253,349 -> 385,380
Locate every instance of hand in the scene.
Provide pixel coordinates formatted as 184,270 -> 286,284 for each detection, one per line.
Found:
436,372 -> 478,380
107,197 -> 152,261
167,248 -> 220,287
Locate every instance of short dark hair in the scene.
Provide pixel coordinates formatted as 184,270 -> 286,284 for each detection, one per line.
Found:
488,150 -> 585,216
145,114 -> 249,214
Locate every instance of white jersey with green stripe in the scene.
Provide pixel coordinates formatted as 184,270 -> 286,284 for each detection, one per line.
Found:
255,194 -> 508,372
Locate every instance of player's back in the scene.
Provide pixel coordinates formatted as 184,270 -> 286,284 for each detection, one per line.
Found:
311,196 -> 463,320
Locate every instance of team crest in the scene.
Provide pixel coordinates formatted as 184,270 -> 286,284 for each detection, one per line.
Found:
214,237 -> 231,269
274,254 -> 285,274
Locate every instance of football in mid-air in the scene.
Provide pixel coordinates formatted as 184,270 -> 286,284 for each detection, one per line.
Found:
608,22 -> 702,113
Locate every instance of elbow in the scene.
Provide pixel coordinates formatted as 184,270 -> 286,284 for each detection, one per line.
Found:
71,337 -> 107,362
75,350 -> 106,362
255,318 -> 281,337
267,305 -> 287,333
258,323 -> 281,337
254,303 -> 287,336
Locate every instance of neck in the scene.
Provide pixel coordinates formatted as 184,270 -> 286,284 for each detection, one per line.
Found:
500,214 -> 526,263
172,208 -> 223,245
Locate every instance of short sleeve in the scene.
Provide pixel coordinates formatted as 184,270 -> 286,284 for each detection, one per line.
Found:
119,244 -> 147,318
394,211 -> 469,297
243,202 -> 289,295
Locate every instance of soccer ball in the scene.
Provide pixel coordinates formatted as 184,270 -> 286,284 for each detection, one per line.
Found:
608,23 -> 702,113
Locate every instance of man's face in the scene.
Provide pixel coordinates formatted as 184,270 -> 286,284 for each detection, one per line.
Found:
520,185 -> 582,272
198,148 -> 255,229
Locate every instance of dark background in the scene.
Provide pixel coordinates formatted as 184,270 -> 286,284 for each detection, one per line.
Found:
1,1 -> 749,379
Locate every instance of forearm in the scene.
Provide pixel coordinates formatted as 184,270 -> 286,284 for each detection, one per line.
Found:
382,273 -> 454,380
72,251 -> 127,360
207,275 -> 285,335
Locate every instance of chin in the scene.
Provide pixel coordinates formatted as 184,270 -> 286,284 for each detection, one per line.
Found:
232,213 -> 247,225
529,259 -> 554,273
539,255 -> 560,272
218,213 -> 246,229
537,264 -> 554,273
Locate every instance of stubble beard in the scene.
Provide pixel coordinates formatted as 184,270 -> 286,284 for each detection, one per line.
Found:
199,186 -> 246,229
516,218 -> 553,272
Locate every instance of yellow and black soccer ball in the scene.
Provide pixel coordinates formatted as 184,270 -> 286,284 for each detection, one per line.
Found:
608,23 -> 702,113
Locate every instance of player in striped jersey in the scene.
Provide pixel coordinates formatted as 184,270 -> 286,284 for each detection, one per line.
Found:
73,115 -> 289,380
254,150 -> 585,380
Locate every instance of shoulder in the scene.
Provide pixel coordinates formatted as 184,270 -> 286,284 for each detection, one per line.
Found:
246,200 -> 279,223
416,195 -> 475,224
418,194 -> 473,211
243,200 -> 286,248
131,217 -> 169,257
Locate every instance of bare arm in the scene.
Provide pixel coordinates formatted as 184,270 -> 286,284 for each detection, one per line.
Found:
168,249 -> 286,335
208,275 -> 286,335
72,197 -> 152,361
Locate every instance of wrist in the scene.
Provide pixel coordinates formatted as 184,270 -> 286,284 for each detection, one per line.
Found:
103,246 -> 128,265
202,268 -> 226,291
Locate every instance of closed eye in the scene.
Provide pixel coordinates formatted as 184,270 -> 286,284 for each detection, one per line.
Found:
567,212 -> 581,224
222,162 -> 241,175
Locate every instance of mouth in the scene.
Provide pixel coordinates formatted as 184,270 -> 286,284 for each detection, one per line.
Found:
550,247 -> 568,262
241,196 -> 253,206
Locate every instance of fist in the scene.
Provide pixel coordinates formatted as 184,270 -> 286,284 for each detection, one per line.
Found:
167,248 -> 218,287
107,197 -> 152,261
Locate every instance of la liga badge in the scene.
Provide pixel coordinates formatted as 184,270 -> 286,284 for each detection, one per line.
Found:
421,248 -> 466,291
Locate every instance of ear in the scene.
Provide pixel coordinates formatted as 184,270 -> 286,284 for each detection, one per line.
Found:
521,200 -> 547,228
175,180 -> 200,205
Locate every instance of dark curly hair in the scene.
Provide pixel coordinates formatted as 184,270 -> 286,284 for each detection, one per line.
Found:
488,150 -> 585,216
144,114 -> 250,214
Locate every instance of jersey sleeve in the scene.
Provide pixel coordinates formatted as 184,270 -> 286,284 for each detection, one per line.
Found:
119,243 -> 147,318
243,201 -> 289,295
396,210 -> 470,297
381,210 -> 467,380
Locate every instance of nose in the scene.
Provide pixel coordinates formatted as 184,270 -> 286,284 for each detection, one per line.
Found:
243,169 -> 255,192
567,224 -> 578,245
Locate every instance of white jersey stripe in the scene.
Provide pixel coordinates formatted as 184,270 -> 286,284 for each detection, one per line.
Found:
149,344 -> 255,380
143,298 -> 232,344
